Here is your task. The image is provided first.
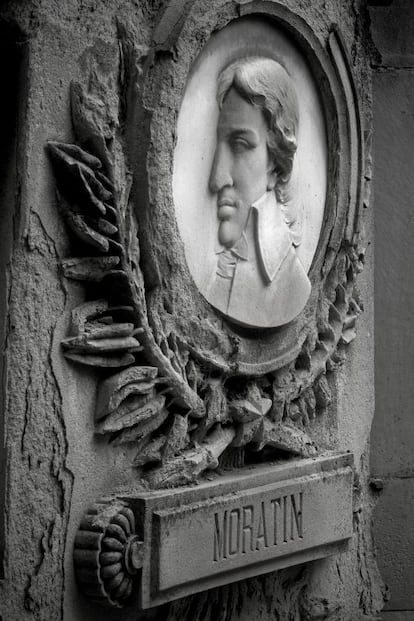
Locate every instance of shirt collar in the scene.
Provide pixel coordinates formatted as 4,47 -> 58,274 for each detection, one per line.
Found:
251,192 -> 269,212
215,231 -> 249,260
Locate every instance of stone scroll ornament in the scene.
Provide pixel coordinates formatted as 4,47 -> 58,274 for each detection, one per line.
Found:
47,8 -> 365,608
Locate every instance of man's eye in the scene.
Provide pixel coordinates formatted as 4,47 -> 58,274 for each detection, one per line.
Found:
229,138 -> 253,153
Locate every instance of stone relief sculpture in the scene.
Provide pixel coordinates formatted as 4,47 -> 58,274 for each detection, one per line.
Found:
46,10 -> 366,608
46,16 -> 364,485
202,57 -> 311,328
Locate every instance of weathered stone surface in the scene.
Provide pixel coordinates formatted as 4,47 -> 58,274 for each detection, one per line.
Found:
95,365 -> 159,419
111,407 -> 169,446
133,435 -> 167,466
0,2 -> 384,621
147,426 -> 236,488
252,419 -> 317,457
97,395 -> 167,435
373,479 -> 414,612
229,397 -> 271,423
63,352 -> 136,367
61,256 -> 121,281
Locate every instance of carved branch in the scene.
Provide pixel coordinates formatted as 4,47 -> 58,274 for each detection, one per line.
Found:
47,138 -> 204,419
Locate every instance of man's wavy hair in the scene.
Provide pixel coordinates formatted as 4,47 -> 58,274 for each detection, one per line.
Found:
217,57 -> 299,205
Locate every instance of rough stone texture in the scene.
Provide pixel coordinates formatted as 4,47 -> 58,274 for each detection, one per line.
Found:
2,217 -> 73,621
0,1 -> 384,620
369,1 -> 414,616
370,7 -> 414,481
374,481 -> 414,612
0,19 -> 22,571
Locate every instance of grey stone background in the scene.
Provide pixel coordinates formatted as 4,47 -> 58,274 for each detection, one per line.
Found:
370,1 -> 414,619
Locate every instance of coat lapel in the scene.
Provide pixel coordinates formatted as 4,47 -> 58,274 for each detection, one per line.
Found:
253,192 -> 292,284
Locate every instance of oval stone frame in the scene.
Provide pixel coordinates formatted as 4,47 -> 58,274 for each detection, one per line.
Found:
137,0 -> 363,376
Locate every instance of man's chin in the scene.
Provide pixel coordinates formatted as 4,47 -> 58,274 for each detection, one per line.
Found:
218,222 -> 242,248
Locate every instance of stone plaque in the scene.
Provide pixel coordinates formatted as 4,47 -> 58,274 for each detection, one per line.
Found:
122,452 -> 353,608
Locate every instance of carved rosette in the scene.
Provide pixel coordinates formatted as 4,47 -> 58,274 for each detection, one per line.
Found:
74,500 -> 143,607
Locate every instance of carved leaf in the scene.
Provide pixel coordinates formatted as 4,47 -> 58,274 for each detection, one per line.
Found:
48,140 -> 102,170
251,419 -> 318,457
97,394 -> 167,435
61,256 -> 121,281
229,397 -> 272,423
70,81 -> 115,168
110,406 -> 169,446
63,205 -> 110,252
313,375 -> 332,409
64,352 -> 135,368
340,328 -> 357,345
232,418 -> 263,447
205,380 -> 228,427
163,414 -> 189,459
62,335 -> 142,354
133,435 -> 167,466
70,300 -> 109,335
147,426 -> 235,488
95,366 -> 159,420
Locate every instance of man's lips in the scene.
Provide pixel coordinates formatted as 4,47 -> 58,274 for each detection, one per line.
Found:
217,197 -> 236,208
217,198 -> 238,221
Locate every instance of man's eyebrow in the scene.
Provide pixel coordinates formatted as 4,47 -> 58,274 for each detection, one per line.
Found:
225,127 -> 259,139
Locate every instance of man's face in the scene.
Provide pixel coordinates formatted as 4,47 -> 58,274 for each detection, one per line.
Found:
209,88 -> 276,248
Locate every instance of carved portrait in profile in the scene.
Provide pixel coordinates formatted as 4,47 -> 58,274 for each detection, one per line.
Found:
201,57 -> 310,328
173,19 -> 327,332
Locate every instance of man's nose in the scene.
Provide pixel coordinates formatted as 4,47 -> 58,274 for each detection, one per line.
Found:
209,144 -> 233,194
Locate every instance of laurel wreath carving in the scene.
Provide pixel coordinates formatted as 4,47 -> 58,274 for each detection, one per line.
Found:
48,46 -> 364,489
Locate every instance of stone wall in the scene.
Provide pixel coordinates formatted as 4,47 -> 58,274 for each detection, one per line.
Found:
0,2 -> 384,620
370,1 -> 414,619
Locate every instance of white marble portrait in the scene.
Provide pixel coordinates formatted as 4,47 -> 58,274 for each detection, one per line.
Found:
202,57 -> 310,328
173,19 -> 327,330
